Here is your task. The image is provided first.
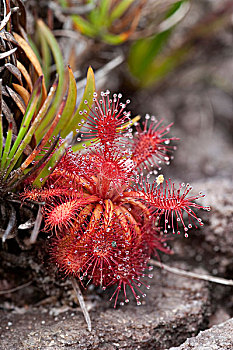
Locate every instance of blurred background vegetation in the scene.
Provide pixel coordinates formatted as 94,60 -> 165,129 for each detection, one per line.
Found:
33,0 -> 232,182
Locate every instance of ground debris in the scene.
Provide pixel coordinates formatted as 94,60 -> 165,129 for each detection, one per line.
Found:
0,264 -> 210,350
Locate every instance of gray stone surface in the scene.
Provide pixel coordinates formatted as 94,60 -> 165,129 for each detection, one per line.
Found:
168,318 -> 233,350
0,265 -> 210,350
171,178 -> 233,276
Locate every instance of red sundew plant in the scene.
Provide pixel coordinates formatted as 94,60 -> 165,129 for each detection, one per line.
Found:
131,116 -> 179,170
22,90 -> 210,308
84,92 -> 131,145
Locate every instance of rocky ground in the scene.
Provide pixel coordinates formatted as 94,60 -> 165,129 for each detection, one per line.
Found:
0,177 -> 232,349
0,263 -> 212,349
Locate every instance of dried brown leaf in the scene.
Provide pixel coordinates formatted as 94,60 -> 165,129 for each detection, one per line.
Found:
6,85 -> 26,114
0,11 -> 11,31
5,62 -> 23,84
0,47 -> 17,59
2,99 -> 17,133
16,60 -> 33,92
13,32 -> 47,100
0,31 -> 18,46
2,86 -> 10,97
12,83 -> 30,105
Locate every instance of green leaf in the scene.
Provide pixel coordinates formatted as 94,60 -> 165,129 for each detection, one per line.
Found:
1,122 -> 12,169
128,0 -> 189,82
102,31 -> 131,45
109,0 -> 135,23
27,36 -> 42,65
33,135 -> 71,187
63,66 -> 95,139
6,79 -> 58,182
140,45 -> 190,87
87,2 -> 101,28
98,0 -> 111,27
35,20 -> 65,140
71,15 -> 96,37
166,1 -> 185,18
128,29 -> 172,80
57,0 -> 68,6
7,135 -> 61,190
5,77 -> 42,174
55,66 -> 77,138
39,31 -> 52,89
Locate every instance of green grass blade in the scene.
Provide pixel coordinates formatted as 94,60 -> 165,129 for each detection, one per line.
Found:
5,102 -> 64,188
55,66 -> 77,138
102,31 -> 131,44
35,20 -> 65,140
39,31 -> 52,90
63,67 -> 95,139
128,0 -> 190,83
109,0 -> 134,23
140,45 -> 190,87
72,15 -> 96,37
165,1 -> 186,18
5,79 -> 58,181
33,134 -> 71,187
6,77 -> 42,170
98,0 -> 111,27
20,95 -> 67,181
7,134 -> 60,190
1,122 -> 12,169
20,76 -> 42,128
27,36 -> 42,65
57,0 -> 68,7
128,29 -> 172,79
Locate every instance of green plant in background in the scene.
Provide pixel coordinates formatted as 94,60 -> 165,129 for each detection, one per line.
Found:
57,0 -> 146,45
0,1 -> 95,242
128,0 -> 233,88
128,0 -> 190,87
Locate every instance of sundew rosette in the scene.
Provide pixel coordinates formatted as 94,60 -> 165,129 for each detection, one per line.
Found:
22,91 -> 209,306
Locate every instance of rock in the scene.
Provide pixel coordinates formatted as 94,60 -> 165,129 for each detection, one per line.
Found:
209,308 -> 231,327
171,178 -> 233,276
0,264 -> 210,350
167,318 -> 233,350
163,177 -> 233,327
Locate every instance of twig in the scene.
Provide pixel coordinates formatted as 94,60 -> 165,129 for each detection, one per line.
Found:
30,205 -> 43,244
2,204 -> 16,242
0,280 -> 32,295
76,55 -> 124,93
150,260 -> 233,286
49,1 -> 97,22
71,277 -> 92,332
158,1 -> 190,33
53,29 -> 82,40
57,1 -> 97,15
